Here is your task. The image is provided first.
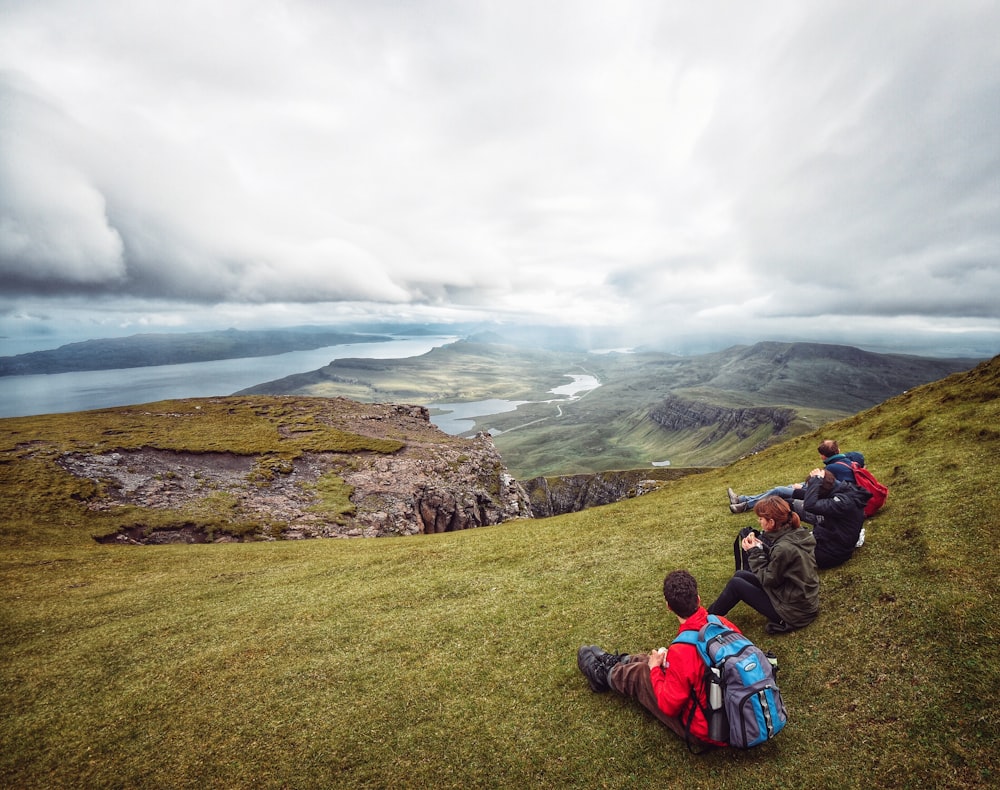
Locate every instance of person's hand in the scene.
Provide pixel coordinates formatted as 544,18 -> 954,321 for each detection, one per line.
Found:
792,483 -> 802,490
742,533 -> 762,551
809,468 -> 825,478
648,649 -> 667,670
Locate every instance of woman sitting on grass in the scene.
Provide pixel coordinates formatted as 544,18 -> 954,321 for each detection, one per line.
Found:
708,496 -> 819,635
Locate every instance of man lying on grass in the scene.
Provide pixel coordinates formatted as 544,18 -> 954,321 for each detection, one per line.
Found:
577,569 -> 737,748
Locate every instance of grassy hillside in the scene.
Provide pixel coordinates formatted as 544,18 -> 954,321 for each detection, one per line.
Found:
2,358 -> 998,788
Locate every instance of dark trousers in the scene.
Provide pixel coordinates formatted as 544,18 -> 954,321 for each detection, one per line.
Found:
707,570 -> 782,624
608,656 -> 687,740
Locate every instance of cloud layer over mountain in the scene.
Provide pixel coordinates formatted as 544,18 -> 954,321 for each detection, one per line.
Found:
1,1 -> 998,356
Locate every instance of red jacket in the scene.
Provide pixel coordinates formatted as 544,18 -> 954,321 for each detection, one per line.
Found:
649,606 -> 740,746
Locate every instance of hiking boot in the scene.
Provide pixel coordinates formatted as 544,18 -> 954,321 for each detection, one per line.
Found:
729,500 -> 749,514
727,487 -> 740,506
577,645 -> 629,692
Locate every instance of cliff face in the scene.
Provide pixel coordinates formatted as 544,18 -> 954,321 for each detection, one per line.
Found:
522,467 -> 702,517
337,426 -> 533,537
648,395 -> 796,446
54,399 -> 534,543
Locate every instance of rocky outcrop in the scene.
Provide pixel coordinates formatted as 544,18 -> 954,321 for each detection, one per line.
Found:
338,429 -> 532,537
48,395 -> 715,543
61,400 -> 533,542
648,396 -> 796,447
522,468 -> 702,517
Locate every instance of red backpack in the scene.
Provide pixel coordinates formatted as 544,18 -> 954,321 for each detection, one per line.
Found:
836,461 -> 888,517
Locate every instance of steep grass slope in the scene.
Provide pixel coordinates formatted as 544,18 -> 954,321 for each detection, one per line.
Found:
1,357 -> 998,789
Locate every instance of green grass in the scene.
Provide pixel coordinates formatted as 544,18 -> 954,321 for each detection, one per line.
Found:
0,396 -> 405,457
1,360 -> 999,788
307,473 -> 357,523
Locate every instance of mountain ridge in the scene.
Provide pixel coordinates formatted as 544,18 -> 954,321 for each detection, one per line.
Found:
0,326 -> 393,376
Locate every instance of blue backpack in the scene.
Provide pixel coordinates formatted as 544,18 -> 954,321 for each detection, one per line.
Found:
672,615 -> 787,750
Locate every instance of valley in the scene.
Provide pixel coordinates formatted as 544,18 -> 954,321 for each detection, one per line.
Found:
240,338 -> 979,478
0,325 -> 981,479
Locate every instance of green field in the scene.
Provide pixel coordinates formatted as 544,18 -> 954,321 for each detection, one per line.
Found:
2,357 -> 998,788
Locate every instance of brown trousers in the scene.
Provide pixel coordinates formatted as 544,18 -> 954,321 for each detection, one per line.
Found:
608,654 -> 687,740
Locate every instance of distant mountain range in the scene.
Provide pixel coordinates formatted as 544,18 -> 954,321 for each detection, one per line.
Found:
0,327 -> 392,376
0,325 -> 982,477
238,338 -> 981,477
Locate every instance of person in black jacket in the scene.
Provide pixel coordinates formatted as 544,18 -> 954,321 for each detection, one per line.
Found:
797,468 -> 871,569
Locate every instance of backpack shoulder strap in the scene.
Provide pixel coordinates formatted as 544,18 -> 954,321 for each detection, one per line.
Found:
671,628 -> 719,755
679,684 -> 717,755
672,617 -> 724,665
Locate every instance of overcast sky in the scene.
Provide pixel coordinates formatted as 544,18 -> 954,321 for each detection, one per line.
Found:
1,0 -> 998,357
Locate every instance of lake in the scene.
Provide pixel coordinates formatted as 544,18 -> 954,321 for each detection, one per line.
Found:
429,373 -> 602,435
0,336 -> 457,419
428,399 -> 529,435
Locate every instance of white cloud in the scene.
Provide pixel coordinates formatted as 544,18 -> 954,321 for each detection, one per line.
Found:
0,80 -> 125,285
0,0 -> 997,357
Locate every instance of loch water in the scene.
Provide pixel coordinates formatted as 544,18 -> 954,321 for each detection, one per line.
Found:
0,337 -> 457,419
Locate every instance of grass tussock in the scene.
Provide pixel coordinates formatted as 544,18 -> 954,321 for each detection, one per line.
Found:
1,360 -> 999,788
307,473 -> 357,523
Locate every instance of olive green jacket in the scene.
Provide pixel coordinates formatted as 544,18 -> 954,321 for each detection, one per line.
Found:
747,525 -> 820,628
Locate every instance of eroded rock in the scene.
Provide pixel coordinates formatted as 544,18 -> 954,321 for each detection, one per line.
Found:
55,400 -> 533,543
